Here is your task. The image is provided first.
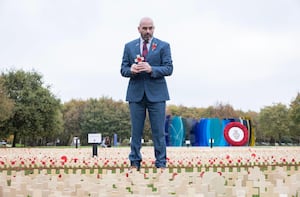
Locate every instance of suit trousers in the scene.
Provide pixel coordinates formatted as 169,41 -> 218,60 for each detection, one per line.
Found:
128,95 -> 167,169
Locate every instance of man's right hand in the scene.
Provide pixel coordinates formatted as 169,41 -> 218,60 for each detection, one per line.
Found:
131,64 -> 139,74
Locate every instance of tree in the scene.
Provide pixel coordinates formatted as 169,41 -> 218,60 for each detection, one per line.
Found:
258,103 -> 290,144
204,102 -> 239,119
1,69 -> 63,147
80,97 -> 131,145
167,104 -> 207,119
289,92 -> 300,143
0,77 -> 14,128
108,99 -> 131,143
61,99 -> 86,145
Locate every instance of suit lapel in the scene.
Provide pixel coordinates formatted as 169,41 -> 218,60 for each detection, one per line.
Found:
147,38 -> 157,59
134,40 -> 141,56
132,38 -> 158,61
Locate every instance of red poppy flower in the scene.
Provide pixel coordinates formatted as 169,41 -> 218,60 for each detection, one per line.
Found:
135,55 -> 144,63
61,155 -> 67,163
151,43 -> 157,51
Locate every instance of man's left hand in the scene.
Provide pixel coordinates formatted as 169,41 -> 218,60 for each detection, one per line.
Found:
136,62 -> 152,73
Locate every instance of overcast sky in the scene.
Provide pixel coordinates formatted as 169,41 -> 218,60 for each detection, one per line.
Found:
0,0 -> 299,112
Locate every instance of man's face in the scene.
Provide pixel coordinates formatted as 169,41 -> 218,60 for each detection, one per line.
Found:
138,19 -> 154,42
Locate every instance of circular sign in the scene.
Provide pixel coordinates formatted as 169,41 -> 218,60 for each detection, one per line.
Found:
224,122 -> 249,146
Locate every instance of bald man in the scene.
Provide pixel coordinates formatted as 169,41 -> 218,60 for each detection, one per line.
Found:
120,17 -> 173,171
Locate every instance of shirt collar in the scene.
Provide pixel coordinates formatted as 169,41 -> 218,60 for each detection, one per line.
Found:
140,37 -> 153,45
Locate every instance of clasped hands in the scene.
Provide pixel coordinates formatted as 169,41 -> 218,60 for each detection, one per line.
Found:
131,62 -> 152,74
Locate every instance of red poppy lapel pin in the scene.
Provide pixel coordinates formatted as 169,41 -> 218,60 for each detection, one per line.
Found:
151,43 -> 157,51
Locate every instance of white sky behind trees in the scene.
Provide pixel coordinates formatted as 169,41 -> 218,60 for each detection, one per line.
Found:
0,0 -> 299,112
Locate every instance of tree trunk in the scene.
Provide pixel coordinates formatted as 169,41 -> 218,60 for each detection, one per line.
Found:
12,131 -> 17,147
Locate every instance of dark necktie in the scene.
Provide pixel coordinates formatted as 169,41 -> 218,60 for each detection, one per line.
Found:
142,40 -> 148,61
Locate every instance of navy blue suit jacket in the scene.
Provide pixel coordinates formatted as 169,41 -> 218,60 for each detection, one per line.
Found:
121,37 -> 173,102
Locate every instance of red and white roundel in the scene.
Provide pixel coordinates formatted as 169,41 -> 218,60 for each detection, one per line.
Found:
224,122 -> 249,146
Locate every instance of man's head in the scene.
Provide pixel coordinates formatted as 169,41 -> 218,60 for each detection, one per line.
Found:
138,17 -> 155,43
